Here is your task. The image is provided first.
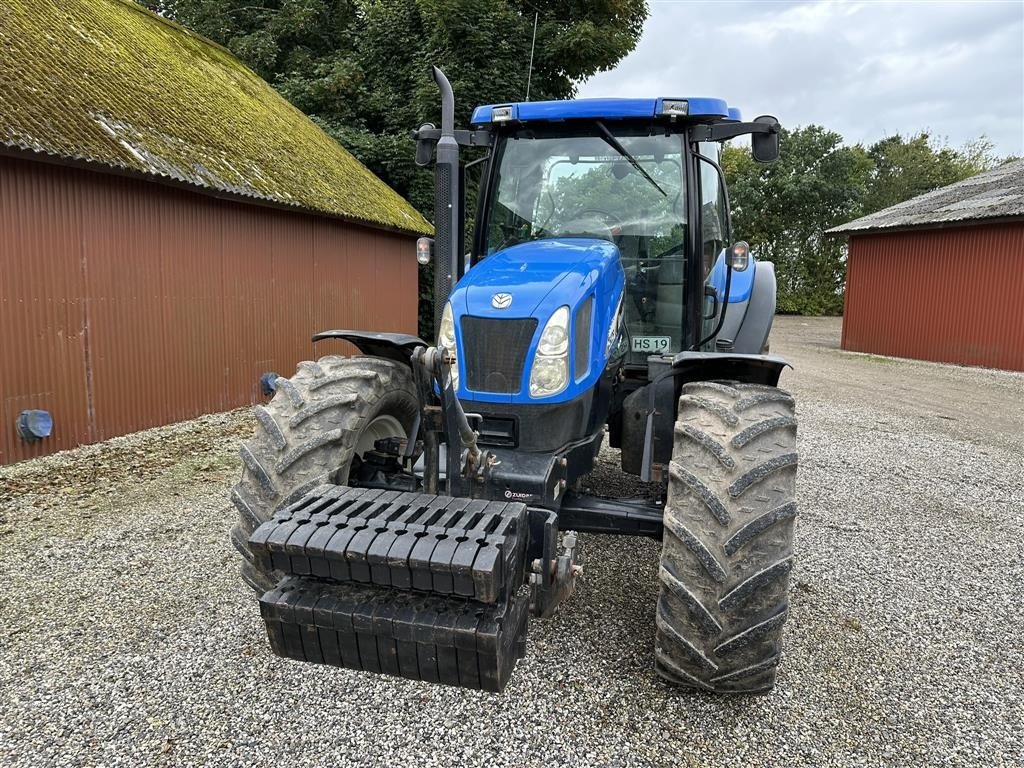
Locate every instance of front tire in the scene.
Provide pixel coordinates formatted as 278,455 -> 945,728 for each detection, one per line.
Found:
229,355 -> 418,592
655,380 -> 798,693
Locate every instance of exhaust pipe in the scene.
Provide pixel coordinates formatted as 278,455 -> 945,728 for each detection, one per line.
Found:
431,66 -> 460,337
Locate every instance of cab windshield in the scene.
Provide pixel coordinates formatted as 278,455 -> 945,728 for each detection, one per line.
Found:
484,126 -> 686,261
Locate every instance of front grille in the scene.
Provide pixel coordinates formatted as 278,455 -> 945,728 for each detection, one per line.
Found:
461,316 -> 538,393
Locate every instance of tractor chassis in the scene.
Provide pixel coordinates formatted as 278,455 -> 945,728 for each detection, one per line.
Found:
409,344 -> 666,543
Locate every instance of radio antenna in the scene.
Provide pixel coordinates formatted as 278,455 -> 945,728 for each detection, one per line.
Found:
525,12 -> 538,101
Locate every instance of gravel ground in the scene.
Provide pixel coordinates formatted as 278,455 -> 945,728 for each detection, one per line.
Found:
1,316 -> 1022,767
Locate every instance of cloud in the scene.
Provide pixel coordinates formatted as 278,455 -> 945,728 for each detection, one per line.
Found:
578,0 -> 1024,155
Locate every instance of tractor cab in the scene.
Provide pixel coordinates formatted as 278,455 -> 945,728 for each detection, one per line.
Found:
469,107 -> 730,367
409,93 -> 782,480
420,96 -> 780,379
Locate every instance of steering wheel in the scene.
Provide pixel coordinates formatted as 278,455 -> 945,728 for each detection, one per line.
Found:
570,208 -> 624,231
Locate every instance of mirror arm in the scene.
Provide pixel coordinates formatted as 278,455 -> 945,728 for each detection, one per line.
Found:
693,120 -> 780,143
412,127 -> 492,167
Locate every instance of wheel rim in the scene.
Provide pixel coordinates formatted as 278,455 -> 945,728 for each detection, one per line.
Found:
356,414 -> 406,457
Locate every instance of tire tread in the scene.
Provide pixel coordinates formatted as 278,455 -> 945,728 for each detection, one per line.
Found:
229,356 -> 418,593
656,380 -> 798,693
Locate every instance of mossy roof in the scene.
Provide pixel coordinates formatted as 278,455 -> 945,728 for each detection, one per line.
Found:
0,0 -> 430,235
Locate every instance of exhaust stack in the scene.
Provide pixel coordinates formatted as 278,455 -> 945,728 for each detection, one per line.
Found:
431,66 -> 460,337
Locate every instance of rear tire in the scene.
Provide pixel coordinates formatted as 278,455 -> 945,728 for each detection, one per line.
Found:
655,380 -> 797,693
229,355 -> 418,593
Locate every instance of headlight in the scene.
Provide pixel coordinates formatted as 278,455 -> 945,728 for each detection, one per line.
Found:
437,302 -> 459,390
537,306 -> 569,356
530,356 -> 568,396
438,302 -> 455,348
529,306 -> 570,398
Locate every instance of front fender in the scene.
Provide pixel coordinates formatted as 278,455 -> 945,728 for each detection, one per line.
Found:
620,352 -> 792,479
312,330 -> 425,366
670,351 -> 791,387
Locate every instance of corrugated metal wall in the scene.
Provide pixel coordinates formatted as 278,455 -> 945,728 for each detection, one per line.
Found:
0,155 -> 417,464
842,222 -> 1024,372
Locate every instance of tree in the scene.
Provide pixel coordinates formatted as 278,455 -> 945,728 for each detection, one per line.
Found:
724,127 -> 873,315
861,132 -> 1000,215
143,0 -> 647,333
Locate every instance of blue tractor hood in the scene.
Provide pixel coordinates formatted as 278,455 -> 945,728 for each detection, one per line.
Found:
455,239 -> 619,320
449,238 -> 625,404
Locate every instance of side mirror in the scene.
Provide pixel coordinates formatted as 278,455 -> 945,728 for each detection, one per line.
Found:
416,236 -> 434,265
702,285 -> 719,319
414,122 -> 436,167
751,115 -> 780,163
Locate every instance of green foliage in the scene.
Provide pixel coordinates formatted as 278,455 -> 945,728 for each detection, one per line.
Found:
725,128 -> 1006,316
861,132 -> 1001,214
724,127 -> 872,315
148,0 -> 647,336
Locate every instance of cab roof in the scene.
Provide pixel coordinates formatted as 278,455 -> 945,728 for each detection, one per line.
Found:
470,97 -> 742,126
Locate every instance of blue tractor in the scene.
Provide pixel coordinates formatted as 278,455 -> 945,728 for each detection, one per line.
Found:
234,69 -> 797,694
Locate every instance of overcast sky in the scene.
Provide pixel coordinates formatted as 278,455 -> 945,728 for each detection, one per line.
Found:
578,0 -> 1024,156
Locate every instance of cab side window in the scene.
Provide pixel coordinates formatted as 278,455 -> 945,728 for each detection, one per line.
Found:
698,142 -> 729,279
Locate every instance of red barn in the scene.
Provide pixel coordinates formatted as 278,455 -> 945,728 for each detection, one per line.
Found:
829,160 -> 1024,372
0,0 -> 430,464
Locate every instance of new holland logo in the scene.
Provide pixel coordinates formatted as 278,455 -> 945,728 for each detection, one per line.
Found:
491,293 -> 513,309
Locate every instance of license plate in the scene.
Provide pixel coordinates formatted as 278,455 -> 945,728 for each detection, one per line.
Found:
631,335 -> 671,353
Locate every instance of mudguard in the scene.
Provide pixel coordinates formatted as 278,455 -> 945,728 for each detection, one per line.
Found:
732,261 -> 777,354
620,352 -> 791,479
708,258 -> 778,354
312,330 -> 425,365
671,351 -> 790,386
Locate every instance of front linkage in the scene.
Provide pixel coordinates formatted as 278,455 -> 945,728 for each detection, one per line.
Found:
412,343 -> 584,619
